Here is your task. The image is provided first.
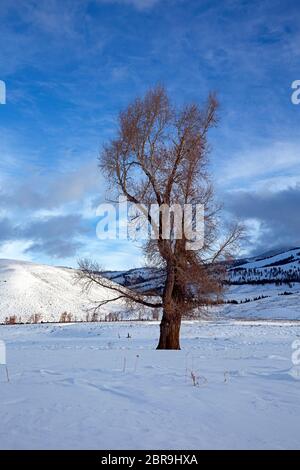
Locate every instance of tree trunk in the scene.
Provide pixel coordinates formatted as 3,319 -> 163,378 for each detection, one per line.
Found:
156,261 -> 181,350
156,309 -> 181,350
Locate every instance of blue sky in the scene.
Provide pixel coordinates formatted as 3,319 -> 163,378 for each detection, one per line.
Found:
0,0 -> 300,269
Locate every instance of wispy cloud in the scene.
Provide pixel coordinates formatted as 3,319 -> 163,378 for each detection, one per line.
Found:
0,213 -> 89,259
218,140 -> 300,190
0,159 -> 103,212
96,0 -> 161,11
227,185 -> 300,254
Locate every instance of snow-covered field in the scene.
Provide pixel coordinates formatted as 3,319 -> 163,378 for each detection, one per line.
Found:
0,321 -> 299,450
1,253 -> 300,450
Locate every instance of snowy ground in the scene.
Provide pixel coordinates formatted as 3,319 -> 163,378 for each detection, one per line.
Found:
220,283 -> 300,320
0,321 -> 300,450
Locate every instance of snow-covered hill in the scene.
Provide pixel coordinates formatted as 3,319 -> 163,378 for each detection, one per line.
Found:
1,247 -> 300,324
105,247 -> 300,321
228,247 -> 300,284
220,283 -> 300,320
103,267 -> 164,294
104,247 -> 300,293
0,259 -> 126,324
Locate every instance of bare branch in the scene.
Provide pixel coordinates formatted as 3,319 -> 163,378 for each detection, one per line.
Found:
76,259 -> 163,311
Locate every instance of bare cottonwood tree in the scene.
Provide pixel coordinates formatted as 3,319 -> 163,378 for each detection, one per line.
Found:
78,86 -> 242,349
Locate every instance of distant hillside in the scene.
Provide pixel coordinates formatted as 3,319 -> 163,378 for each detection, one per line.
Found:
0,259 -> 126,324
227,247 -> 300,284
103,248 -> 300,321
104,247 -> 300,293
1,247 -> 300,324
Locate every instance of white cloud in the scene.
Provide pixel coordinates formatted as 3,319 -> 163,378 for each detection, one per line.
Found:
97,0 -> 160,11
0,240 -> 33,262
219,140 -> 300,190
